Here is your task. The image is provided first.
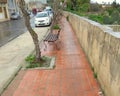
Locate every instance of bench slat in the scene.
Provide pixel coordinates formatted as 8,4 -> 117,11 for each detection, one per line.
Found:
44,29 -> 61,42
43,29 -> 61,50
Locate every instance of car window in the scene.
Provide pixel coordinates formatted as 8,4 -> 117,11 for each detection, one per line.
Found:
44,9 -> 52,12
36,13 -> 48,18
11,12 -> 19,15
11,13 -> 16,15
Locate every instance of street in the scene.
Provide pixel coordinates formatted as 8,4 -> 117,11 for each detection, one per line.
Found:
0,17 -> 35,47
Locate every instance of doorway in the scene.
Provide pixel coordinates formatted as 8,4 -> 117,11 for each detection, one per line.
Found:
3,7 -> 8,18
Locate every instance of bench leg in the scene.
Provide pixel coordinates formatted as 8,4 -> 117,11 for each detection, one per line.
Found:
55,40 -> 62,50
49,42 -> 56,50
43,41 -> 47,51
43,40 -> 62,51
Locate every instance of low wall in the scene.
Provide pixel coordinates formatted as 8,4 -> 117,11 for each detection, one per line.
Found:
107,25 -> 120,32
64,11 -> 120,96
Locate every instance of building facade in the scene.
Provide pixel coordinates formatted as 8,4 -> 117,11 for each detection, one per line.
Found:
8,0 -> 20,15
0,0 -> 20,22
28,0 -> 47,4
27,0 -> 47,11
0,0 -> 10,21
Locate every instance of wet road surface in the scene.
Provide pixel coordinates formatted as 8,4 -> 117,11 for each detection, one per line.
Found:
0,17 -> 34,47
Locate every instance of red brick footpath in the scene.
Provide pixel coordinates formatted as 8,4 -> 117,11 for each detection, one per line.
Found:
2,17 -> 100,96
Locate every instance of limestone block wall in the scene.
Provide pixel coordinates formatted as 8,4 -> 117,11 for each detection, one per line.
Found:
64,12 -> 120,96
107,25 -> 120,32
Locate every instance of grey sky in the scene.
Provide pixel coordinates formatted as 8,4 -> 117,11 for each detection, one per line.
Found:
91,0 -> 120,4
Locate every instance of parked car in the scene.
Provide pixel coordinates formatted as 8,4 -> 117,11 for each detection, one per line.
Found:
34,11 -> 51,27
44,9 -> 53,19
10,12 -> 20,20
45,6 -> 52,10
44,6 -> 53,19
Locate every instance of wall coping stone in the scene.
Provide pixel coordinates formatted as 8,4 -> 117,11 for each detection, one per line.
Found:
68,12 -> 120,38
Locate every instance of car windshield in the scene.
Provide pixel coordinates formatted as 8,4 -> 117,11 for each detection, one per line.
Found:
11,13 -> 16,15
36,13 -> 48,18
45,9 -> 52,11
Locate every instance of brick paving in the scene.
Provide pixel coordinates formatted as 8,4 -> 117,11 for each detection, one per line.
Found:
2,17 -> 100,96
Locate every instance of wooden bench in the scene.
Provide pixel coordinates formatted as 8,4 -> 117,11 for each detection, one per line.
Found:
43,29 -> 61,50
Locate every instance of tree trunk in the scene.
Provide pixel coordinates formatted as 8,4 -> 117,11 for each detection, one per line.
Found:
50,0 -> 66,31
19,0 -> 41,62
25,16 -> 41,62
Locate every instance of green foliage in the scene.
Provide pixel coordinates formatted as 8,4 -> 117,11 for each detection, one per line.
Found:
66,16 -> 69,21
103,15 -> 113,24
78,3 -> 89,12
88,14 -> 103,24
25,54 -> 51,68
102,11 -> 109,16
52,24 -> 60,29
102,8 -> 120,24
26,63 -> 40,68
41,56 -> 48,61
25,54 -> 35,63
66,0 -> 72,10
77,0 -> 90,4
25,54 -> 39,68
61,0 -> 64,3
111,10 -> 120,22
91,66 -> 97,79
105,8 -> 114,15
65,0 -> 120,25
66,0 -> 75,10
91,66 -> 94,72
117,7 -> 120,12
93,72 -> 97,79
64,8 -> 87,16
90,3 -> 101,12
66,0 -> 90,11
103,9 -> 120,24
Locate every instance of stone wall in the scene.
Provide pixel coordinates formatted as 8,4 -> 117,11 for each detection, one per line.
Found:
107,25 -> 120,32
64,12 -> 120,96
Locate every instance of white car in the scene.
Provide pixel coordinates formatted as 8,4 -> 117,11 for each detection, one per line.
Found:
44,9 -> 53,19
45,6 -> 52,10
10,12 -> 20,20
34,12 -> 51,27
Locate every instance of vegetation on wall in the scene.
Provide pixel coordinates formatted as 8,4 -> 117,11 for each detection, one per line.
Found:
66,0 -> 90,12
65,0 -> 120,25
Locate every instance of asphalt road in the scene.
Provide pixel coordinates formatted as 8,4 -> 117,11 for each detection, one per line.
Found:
0,17 -> 35,47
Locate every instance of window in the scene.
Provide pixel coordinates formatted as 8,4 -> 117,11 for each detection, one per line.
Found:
0,7 -> 2,12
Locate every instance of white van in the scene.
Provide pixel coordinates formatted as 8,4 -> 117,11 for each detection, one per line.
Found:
45,6 -> 52,10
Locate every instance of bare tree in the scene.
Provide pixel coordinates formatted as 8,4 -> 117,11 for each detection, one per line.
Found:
19,0 -> 42,63
50,0 -> 66,31
18,0 -> 66,63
